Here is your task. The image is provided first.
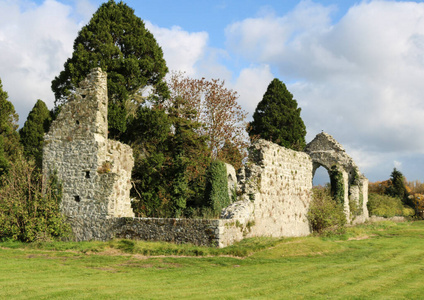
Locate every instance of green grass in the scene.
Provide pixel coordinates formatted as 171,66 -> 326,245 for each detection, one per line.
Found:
1,221 -> 424,299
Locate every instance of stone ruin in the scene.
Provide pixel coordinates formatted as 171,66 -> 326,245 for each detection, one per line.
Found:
305,132 -> 369,223
43,68 -> 369,246
43,68 -> 134,239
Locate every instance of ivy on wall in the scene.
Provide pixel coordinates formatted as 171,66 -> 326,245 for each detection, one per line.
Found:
330,165 -> 344,205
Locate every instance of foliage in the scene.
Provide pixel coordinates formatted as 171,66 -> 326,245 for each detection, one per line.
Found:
127,107 -> 171,217
329,165 -> 345,205
307,186 -> 346,235
385,168 -> 411,206
406,180 -> 424,195
0,77 -> 21,178
51,0 -> 168,138
204,160 -> 231,217
0,156 -> 71,242
163,71 -> 248,170
367,192 -> 413,217
128,105 -> 210,218
368,179 -> 391,195
248,78 -> 306,151
19,99 -> 52,169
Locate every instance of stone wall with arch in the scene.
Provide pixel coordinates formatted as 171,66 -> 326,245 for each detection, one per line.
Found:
305,132 -> 369,223
43,69 -> 369,246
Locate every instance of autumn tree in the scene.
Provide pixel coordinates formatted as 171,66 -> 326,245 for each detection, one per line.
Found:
51,0 -> 168,138
0,77 -> 21,177
249,78 -> 306,151
163,72 -> 248,170
19,100 -> 52,169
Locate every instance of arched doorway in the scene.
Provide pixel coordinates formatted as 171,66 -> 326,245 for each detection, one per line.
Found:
312,164 -> 330,187
305,132 -> 369,222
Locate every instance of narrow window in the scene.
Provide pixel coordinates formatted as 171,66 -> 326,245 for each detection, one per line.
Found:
75,196 -> 80,202
76,120 -> 80,125
85,171 -> 90,178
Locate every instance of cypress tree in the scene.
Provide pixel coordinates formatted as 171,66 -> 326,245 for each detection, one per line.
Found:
249,78 -> 306,150
0,77 -> 21,177
51,0 -> 168,138
19,99 -> 52,169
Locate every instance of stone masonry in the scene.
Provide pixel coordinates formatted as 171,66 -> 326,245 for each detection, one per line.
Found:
43,68 -> 134,239
305,132 -> 369,223
220,139 -> 313,242
43,69 -> 369,246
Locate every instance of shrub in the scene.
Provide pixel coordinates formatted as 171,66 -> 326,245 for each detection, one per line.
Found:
0,156 -> 71,242
367,192 -> 413,217
307,186 -> 346,235
204,160 -> 230,216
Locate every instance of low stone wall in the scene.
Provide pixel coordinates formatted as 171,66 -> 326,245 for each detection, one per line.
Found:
67,216 -> 245,247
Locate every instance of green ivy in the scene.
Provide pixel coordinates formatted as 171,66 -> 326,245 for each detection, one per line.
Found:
204,160 -> 230,216
330,165 -> 344,205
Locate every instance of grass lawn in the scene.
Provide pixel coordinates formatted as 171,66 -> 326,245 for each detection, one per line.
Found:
1,221 -> 424,299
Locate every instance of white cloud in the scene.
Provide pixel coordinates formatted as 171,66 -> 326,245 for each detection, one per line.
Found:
0,0 -> 93,125
225,0 -> 424,181
233,64 -> 274,117
145,21 -> 209,77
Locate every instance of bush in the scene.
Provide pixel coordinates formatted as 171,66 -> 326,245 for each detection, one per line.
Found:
367,192 -> 413,217
0,156 -> 71,242
307,186 -> 346,235
204,160 -> 230,216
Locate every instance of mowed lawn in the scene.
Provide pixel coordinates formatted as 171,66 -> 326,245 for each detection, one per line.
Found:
1,221 -> 424,299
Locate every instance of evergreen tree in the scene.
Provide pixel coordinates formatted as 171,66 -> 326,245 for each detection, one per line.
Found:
19,99 -> 52,169
0,77 -> 21,177
386,168 -> 410,206
128,98 -> 210,218
127,106 -> 172,217
51,0 -> 168,138
168,96 -> 210,216
249,78 -> 306,150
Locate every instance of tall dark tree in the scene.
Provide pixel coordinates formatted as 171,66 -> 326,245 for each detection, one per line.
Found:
0,77 -> 21,177
386,168 -> 410,206
51,0 -> 168,138
249,78 -> 306,150
19,99 -> 52,169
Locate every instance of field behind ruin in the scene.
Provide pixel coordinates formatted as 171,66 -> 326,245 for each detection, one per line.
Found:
1,221 -> 424,299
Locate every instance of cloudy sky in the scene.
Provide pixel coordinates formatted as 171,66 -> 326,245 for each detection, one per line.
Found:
1,0 -> 424,184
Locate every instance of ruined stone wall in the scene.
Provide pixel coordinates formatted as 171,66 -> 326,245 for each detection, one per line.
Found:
221,139 -> 313,243
43,68 -> 134,228
42,68 -> 369,247
305,132 -> 369,223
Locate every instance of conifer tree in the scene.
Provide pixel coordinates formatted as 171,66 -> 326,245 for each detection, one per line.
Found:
51,0 -> 168,138
249,78 -> 306,150
386,168 -> 411,206
19,99 -> 52,169
0,77 -> 21,177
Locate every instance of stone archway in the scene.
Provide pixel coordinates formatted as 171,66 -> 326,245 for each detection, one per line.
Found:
305,132 -> 369,223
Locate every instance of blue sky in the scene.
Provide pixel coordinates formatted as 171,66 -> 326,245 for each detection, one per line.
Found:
1,0 -> 424,184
